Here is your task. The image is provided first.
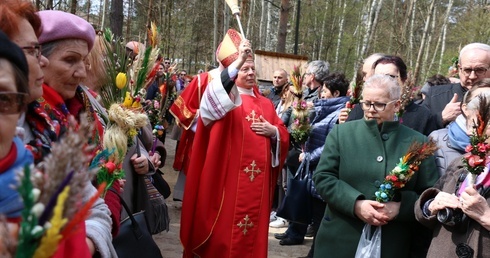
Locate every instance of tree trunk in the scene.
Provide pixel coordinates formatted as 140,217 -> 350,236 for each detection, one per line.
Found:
359,0 -> 377,59
293,0 -> 300,55
413,0 -> 436,85
86,0 -> 90,22
46,0 -> 53,10
97,0 -> 103,29
387,0 -> 396,53
276,0 -> 290,53
100,0 -> 107,31
438,0 -> 454,74
213,0 -> 219,64
70,0 -> 77,14
265,2 -> 272,50
401,0 -> 414,49
126,0 -> 132,39
164,1 -> 174,58
224,0 -> 230,37
438,25 -> 448,74
318,2 -> 329,59
366,0 -> 383,55
109,0 -> 124,38
146,0 -> 153,27
422,7 -> 437,79
335,0 -> 347,64
246,0 -> 255,39
408,0 -> 417,68
352,2 -> 370,83
429,21 -> 442,75
259,0 -> 266,49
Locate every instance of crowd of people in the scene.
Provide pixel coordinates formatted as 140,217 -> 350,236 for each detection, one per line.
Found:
1,1 -> 490,258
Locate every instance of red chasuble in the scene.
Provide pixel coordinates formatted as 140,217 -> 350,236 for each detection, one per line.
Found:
169,71 -> 216,172
181,89 -> 289,258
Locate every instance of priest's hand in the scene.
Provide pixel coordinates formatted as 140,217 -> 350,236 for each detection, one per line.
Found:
251,115 -> 276,137
230,39 -> 252,71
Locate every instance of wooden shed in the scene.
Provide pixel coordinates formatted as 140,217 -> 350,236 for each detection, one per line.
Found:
254,50 -> 309,82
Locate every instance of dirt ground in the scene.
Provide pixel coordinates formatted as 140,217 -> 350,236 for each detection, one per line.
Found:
153,133 -> 312,258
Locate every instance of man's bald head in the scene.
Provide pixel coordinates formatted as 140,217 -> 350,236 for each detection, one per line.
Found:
362,53 -> 385,82
272,69 -> 288,88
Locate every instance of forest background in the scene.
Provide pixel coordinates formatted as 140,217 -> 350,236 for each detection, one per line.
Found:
32,0 -> 490,85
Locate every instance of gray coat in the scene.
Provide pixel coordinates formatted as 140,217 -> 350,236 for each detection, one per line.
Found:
84,183 -> 118,257
415,159 -> 490,258
428,128 -> 465,177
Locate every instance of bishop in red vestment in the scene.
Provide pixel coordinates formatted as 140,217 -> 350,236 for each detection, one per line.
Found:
180,42 -> 289,257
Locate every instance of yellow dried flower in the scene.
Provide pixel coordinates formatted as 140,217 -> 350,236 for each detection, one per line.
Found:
128,128 -> 138,139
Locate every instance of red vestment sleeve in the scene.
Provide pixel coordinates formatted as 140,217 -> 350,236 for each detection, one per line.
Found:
169,72 -> 209,130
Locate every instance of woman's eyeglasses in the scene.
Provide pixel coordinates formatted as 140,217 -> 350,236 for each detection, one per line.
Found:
21,44 -> 42,61
385,74 -> 399,79
0,92 -> 28,114
359,100 -> 397,112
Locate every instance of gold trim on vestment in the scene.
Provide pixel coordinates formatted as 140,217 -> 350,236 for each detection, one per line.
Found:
174,96 -> 193,119
244,160 -> 262,182
237,215 -> 254,235
245,109 -> 260,123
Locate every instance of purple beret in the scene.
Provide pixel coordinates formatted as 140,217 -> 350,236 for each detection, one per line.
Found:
38,10 -> 95,51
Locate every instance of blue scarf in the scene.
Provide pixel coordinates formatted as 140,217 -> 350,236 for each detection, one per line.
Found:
0,137 -> 33,219
448,116 -> 470,152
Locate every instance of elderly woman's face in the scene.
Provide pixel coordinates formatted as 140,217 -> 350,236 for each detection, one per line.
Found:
0,59 -> 22,159
11,19 -> 49,102
362,87 -> 400,125
43,39 -> 88,100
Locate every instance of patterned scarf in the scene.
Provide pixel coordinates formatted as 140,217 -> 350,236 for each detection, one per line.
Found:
26,84 -> 106,163
25,84 -> 69,163
458,167 -> 490,196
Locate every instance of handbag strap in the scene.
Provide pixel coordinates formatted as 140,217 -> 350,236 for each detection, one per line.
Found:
108,188 -> 144,237
293,158 -> 310,180
135,130 -> 142,157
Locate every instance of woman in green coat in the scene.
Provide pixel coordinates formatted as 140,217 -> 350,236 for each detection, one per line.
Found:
312,74 -> 439,258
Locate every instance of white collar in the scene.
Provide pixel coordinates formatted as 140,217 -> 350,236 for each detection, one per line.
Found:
237,86 -> 255,97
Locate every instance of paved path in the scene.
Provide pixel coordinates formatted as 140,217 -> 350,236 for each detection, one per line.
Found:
153,134 -> 312,257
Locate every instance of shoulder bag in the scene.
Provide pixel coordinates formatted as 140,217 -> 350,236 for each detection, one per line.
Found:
110,188 -> 163,258
276,159 -> 313,224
